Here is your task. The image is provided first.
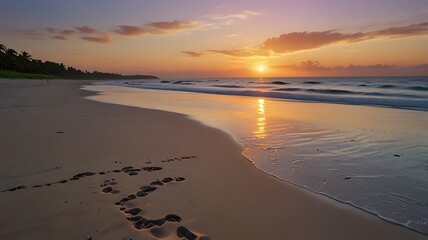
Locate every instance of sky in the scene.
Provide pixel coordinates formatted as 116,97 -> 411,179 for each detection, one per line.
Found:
1,0 -> 428,78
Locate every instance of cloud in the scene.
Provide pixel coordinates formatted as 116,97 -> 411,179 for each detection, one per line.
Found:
12,19 -> 200,44
183,46 -> 271,58
208,10 -> 262,21
149,21 -> 199,30
52,35 -> 67,40
261,31 -> 365,53
43,27 -> 76,40
181,51 -> 205,57
113,25 -> 148,36
274,60 -> 330,71
273,60 -> 428,76
373,22 -> 428,36
207,48 -> 272,57
114,20 -> 200,36
81,33 -> 111,43
203,21 -> 428,58
261,22 -> 428,53
75,25 -> 97,34
60,30 -> 76,36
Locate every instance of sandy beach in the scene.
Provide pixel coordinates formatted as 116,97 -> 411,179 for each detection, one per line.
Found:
0,79 -> 425,240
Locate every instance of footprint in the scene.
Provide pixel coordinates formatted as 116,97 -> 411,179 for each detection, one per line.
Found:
162,177 -> 173,183
125,208 -> 142,216
177,226 -> 197,240
102,187 -> 113,193
0,163 -> 166,193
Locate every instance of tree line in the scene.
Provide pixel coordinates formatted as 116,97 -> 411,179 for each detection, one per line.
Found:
0,43 -> 158,79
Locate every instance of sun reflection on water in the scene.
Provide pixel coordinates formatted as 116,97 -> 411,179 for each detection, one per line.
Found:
255,98 -> 266,138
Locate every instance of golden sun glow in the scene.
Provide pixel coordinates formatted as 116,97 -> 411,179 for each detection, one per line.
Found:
257,65 -> 266,73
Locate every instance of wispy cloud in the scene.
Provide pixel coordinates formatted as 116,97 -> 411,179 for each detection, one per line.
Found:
181,51 -> 205,57
52,35 -> 67,40
11,20 -> 200,44
81,33 -> 111,43
207,10 -> 262,21
46,26 -> 98,41
114,20 -> 200,36
207,48 -> 271,57
75,25 -> 97,34
193,22 -> 428,58
262,22 -> 428,54
43,27 -> 76,40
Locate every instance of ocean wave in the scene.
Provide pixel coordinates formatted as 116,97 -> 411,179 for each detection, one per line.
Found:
271,81 -> 290,85
213,84 -> 244,88
303,81 -> 322,84
407,86 -> 428,91
119,78 -> 428,111
172,81 -> 193,85
378,84 -> 398,89
275,88 -> 302,92
306,89 -> 355,94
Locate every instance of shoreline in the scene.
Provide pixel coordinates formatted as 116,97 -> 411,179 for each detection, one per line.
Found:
0,79 -> 426,239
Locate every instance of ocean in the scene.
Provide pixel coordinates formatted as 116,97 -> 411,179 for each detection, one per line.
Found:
85,76 -> 428,234
120,77 -> 428,111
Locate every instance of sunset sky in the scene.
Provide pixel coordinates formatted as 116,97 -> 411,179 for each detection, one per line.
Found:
1,0 -> 428,78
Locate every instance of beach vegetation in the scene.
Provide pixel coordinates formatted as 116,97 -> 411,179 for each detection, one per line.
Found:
0,44 -> 158,80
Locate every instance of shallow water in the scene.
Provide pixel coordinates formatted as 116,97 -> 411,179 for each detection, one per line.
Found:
83,83 -> 428,234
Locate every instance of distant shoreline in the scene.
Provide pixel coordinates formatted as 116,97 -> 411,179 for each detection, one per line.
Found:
0,69 -> 159,80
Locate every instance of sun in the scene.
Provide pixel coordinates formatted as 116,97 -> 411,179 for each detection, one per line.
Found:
257,65 -> 266,72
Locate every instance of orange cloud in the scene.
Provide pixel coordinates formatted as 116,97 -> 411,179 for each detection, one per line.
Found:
203,22 -> 428,57
81,33 -> 111,43
274,60 -> 329,71
114,25 -> 148,36
12,20 -> 199,44
261,31 -> 365,53
75,25 -> 97,34
148,21 -> 199,30
207,48 -> 272,57
181,51 -> 205,57
114,20 -> 200,36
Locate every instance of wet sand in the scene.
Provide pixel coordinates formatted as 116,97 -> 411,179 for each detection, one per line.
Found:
0,79 -> 425,240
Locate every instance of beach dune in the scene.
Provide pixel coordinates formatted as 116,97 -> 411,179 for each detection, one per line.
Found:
0,79 -> 425,240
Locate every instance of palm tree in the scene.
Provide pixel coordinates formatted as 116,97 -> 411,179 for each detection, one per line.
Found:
5,48 -> 18,70
0,44 -> 6,53
0,43 -> 7,53
6,48 -> 17,56
0,44 -> 5,69
17,51 -> 32,72
20,51 -> 32,61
